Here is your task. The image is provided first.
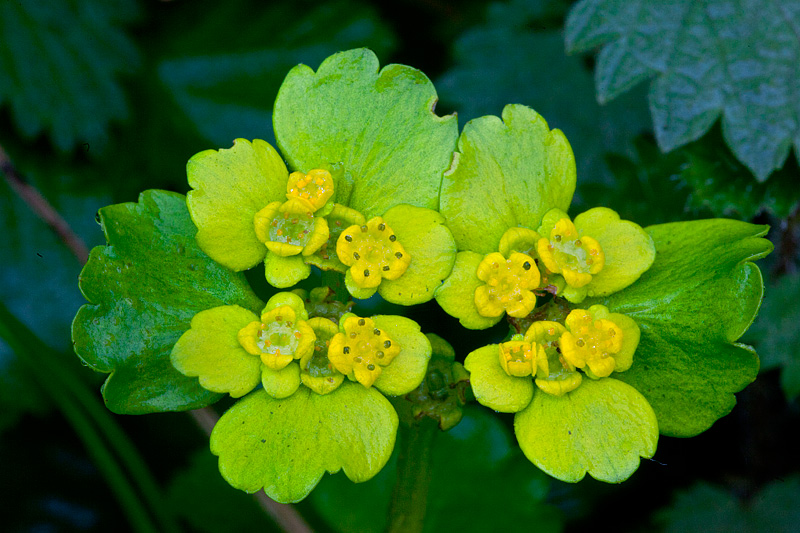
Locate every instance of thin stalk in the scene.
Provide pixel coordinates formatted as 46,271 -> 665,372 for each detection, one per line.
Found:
320,269 -> 350,304
385,418 -> 439,533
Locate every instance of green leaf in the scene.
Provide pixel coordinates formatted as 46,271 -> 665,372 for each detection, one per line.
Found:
0,0 -> 139,152
372,315 -> 432,396
440,104 -> 575,254
167,449 -> 274,532
157,0 -> 396,148
438,19 -> 651,189
72,190 -> 264,414
656,476 -> 800,532
273,48 -> 458,218
435,251 -> 503,330
464,345 -> 533,413
515,378 -> 658,483
186,139 -> 288,271
587,219 -> 772,436
566,0 -> 800,180
680,132 -> 800,219
210,384 -> 398,503
170,306 -> 262,398
378,205 -> 457,306
311,406 -> 562,533
744,273 -> 800,400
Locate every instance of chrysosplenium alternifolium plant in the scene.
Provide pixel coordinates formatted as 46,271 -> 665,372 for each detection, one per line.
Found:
72,49 -> 771,502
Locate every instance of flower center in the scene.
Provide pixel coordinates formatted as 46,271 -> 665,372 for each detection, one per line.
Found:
537,218 -> 604,288
474,252 -> 540,318
269,208 -> 315,245
327,316 -> 401,387
498,340 -> 541,377
237,306 -> 315,370
254,201 -> 329,257
336,217 -> 411,289
524,321 -> 582,396
299,317 -> 344,395
286,169 -> 334,212
560,310 -> 623,378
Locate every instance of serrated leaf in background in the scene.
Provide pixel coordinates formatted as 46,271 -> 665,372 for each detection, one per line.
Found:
0,0 -> 140,153
655,476 -> 800,532
157,0 -> 395,148
566,0 -> 800,181
437,0 -> 651,188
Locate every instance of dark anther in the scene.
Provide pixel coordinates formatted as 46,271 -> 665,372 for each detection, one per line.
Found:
367,364 -> 376,371
361,225 -> 368,232
353,252 -> 360,260
383,265 -> 390,271
373,328 -> 381,336
364,269 -> 370,277
523,261 -> 531,270
383,340 -> 391,348
389,235 -> 396,242
345,235 -> 353,242
343,346 -> 351,354
395,252 -> 403,258
358,318 -> 366,326
378,223 -> 385,231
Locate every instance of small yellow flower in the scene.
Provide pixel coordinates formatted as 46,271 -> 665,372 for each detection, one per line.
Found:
525,321 -> 582,396
474,252 -> 540,318
498,339 -> 545,378
560,309 -> 624,378
253,200 -> 329,257
286,169 -> 334,212
537,217 -> 604,288
336,217 -> 411,289
237,305 -> 316,370
327,316 -> 401,387
299,317 -> 345,395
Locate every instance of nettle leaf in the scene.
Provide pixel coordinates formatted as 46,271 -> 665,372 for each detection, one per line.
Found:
440,104 -> 576,254
656,476 -> 800,532
158,0 -> 395,148
438,15 -> 651,188
72,190 -> 263,414
211,384 -> 398,503
680,133 -> 800,220
566,0 -> 800,180
310,406 -> 562,533
744,273 -> 800,400
587,220 -> 772,436
0,0 -> 139,152
274,48 -> 459,218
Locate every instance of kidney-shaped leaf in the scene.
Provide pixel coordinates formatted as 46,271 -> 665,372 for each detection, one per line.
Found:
211,384 -> 398,503
273,48 -> 458,218
72,190 -> 263,414
588,219 -> 772,436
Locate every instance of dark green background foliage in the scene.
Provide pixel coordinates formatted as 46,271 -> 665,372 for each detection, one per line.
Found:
1,0 -> 798,531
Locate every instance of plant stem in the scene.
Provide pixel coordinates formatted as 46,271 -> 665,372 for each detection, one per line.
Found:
385,417 -> 439,533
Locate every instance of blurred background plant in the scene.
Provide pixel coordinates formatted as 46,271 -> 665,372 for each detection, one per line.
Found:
1,0 -> 798,531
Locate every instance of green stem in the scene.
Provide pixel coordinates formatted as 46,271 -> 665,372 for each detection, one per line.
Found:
385,418 -> 439,533
0,302 -> 179,533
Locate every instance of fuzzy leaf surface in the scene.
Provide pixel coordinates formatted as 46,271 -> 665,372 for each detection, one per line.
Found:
566,0 -> 800,180
0,0 -> 139,152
